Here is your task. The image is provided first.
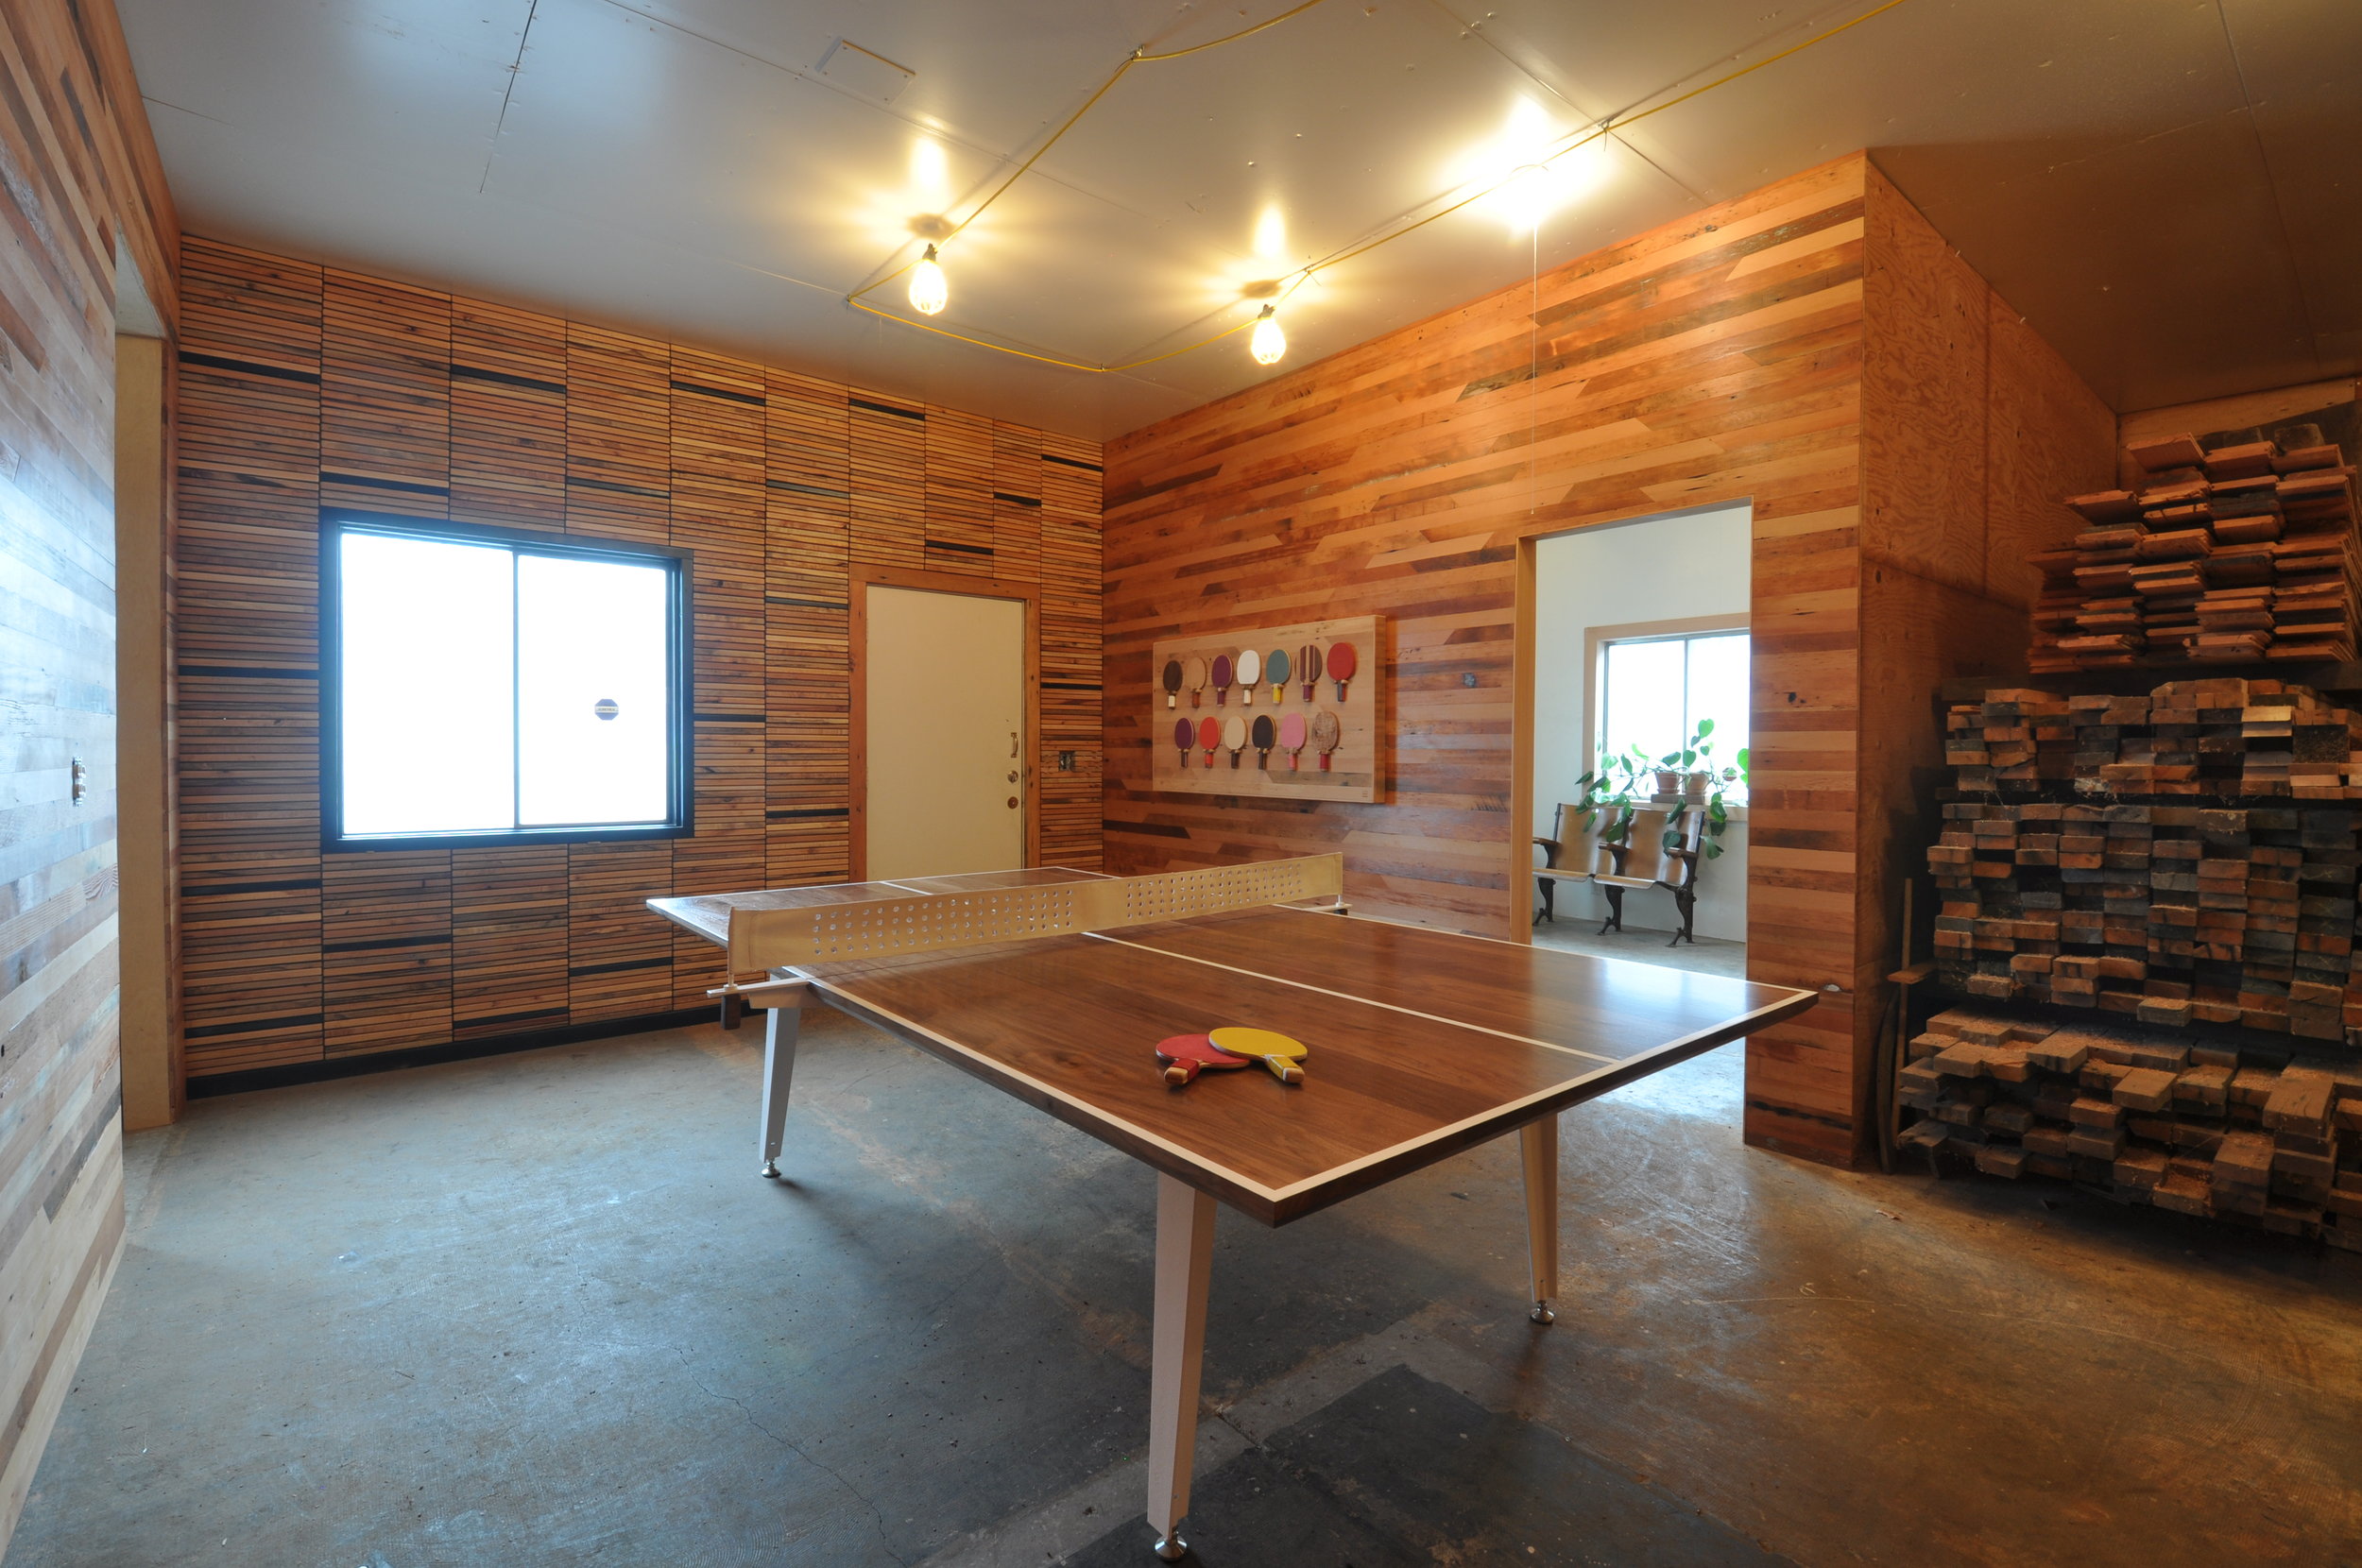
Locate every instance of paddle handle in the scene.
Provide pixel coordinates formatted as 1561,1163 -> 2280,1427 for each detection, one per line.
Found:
1162,1060 -> 1199,1086
1259,1056 -> 1305,1085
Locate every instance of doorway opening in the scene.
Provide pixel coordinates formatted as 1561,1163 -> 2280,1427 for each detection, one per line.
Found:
1515,502 -> 1752,983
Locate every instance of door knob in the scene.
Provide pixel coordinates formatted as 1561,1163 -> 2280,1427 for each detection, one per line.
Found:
1006,796 -> 1020,810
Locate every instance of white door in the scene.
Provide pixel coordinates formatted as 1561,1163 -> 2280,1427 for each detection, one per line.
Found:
863,585 -> 1026,879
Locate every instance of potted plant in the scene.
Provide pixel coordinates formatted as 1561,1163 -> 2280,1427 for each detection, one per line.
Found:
1572,744 -> 1652,845
1662,719 -> 1748,860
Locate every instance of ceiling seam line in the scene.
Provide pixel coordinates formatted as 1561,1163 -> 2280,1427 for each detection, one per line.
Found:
480,0 -> 540,196
2209,0 -> 2322,363
1414,0 -> 1591,118
586,0 -> 1249,300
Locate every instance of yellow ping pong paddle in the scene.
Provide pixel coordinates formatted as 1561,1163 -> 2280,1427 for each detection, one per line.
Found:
1207,1026 -> 1308,1084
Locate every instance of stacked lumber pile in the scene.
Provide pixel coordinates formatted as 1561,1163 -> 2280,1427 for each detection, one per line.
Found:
2030,420 -> 2359,673
1896,1006 -> 2362,1250
1933,681 -> 2362,1041
1943,679 -> 2362,798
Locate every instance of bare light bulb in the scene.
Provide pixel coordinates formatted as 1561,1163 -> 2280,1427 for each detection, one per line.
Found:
909,244 -> 948,315
1249,304 -> 1285,366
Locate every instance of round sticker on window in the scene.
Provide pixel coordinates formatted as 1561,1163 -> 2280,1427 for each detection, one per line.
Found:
593,698 -> 620,721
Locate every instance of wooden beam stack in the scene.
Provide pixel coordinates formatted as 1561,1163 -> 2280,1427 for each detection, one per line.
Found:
2030,421 -> 2359,673
1933,680 -> 2362,1041
1897,1006 -> 2362,1250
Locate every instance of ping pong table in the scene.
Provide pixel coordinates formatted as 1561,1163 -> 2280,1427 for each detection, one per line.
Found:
650,854 -> 1815,1560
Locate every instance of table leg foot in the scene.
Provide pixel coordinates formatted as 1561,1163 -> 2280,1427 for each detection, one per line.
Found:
1530,1302 -> 1555,1324
1155,1531 -> 1189,1561
761,1160 -> 779,1179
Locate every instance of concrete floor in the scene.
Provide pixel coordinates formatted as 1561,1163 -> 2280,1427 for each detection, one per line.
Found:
1528,918 -> 1748,980
13,980 -> 2362,1566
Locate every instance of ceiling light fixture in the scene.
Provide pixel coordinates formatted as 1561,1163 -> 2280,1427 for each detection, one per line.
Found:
1250,304 -> 1286,366
909,245 -> 948,315
840,0 -> 1912,374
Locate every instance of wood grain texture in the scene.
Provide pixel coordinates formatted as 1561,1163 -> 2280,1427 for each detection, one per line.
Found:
1101,156 -> 2112,1167
1853,172 -> 2118,1153
171,237 -> 1104,1078
1104,157 -> 1872,1163
797,908 -> 1815,1223
0,0 -> 175,1552
2117,380 -> 2359,489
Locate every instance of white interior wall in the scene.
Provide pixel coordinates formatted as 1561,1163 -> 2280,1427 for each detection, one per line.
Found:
1531,503 -> 1752,942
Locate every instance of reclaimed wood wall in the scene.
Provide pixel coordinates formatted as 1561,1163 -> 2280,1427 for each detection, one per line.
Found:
0,0 -> 178,1553
172,237 -> 1104,1082
1101,155 -> 2112,1166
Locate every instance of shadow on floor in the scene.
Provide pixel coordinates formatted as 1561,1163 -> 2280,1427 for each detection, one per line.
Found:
11,1008 -> 2360,1567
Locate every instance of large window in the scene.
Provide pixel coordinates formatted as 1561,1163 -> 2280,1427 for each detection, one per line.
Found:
321,513 -> 692,849
1597,628 -> 1749,801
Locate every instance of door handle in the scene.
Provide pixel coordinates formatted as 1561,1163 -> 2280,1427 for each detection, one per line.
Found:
1009,730 -> 1019,758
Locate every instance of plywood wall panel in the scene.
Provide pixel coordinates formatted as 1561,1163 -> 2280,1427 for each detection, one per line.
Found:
171,237 -> 1103,1079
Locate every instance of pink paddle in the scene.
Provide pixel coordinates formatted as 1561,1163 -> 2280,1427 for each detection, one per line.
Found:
1279,711 -> 1307,770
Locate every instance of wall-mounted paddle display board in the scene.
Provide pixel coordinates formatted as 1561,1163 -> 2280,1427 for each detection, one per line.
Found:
1149,615 -> 1382,804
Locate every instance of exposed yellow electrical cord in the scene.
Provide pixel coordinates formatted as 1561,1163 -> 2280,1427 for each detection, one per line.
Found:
851,0 -> 1911,373
851,0 -> 1339,301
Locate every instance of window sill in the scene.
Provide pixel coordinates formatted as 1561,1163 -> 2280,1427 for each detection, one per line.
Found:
324,822 -> 691,854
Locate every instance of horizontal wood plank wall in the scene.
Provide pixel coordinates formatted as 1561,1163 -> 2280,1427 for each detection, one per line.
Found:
172,237 -> 1103,1080
1103,157 -> 1874,1163
1101,156 -> 2111,1167
0,0 -> 180,1553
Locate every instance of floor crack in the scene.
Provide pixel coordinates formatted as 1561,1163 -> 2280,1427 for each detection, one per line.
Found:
688,1360 -> 913,1566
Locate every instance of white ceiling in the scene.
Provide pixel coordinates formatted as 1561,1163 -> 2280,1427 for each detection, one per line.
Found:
122,0 -> 2362,440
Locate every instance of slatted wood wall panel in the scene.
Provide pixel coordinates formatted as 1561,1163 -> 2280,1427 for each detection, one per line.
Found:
172,238 -> 1104,1080
1100,156 -> 2112,1167
0,0 -> 178,1553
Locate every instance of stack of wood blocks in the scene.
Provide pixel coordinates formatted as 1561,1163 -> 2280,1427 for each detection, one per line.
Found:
1897,1007 -> 2362,1250
2030,420 -> 2359,672
1933,681 -> 2362,1040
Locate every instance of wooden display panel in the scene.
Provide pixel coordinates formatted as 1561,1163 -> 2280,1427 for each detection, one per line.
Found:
1149,616 -> 1381,803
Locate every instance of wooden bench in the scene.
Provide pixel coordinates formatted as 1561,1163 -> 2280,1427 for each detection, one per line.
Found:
1533,803 -> 1705,946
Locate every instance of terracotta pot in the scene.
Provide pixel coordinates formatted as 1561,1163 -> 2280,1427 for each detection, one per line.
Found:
1652,769 -> 1684,798
1684,770 -> 1710,802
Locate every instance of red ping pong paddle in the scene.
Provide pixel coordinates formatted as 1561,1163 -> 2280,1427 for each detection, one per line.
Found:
1172,717 -> 1195,766
1251,713 -> 1275,769
1325,640 -> 1358,700
1311,709 -> 1342,772
1279,710 -> 1307,770
1211,653 -> 1233,706
1162,658 -> 1183,708
1223,714 -> 1247,769
1184,655 -> 1208,707
1155,1033 -> 1252,1086
1297,643 -> 1322,702
1197,715 -> 1222,768
1235,648 -> 1260,707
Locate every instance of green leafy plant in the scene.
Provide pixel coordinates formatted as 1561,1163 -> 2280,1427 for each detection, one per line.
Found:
1572,744 -> 1653,844
1662,719 -> 1748,859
